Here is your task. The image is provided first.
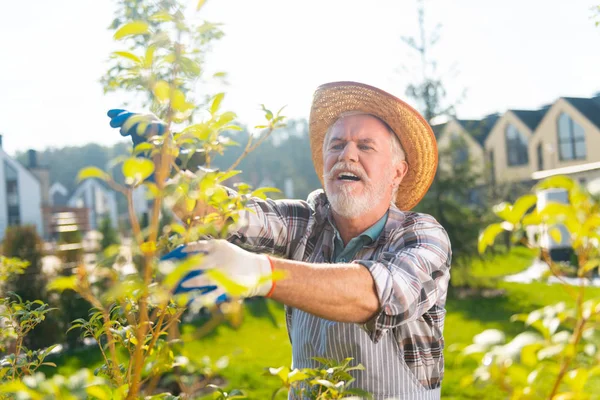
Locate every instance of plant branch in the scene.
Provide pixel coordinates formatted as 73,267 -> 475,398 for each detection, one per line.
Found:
225,126 -> 274,173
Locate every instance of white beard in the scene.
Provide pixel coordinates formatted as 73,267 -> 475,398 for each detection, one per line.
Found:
324,165 -> 392,218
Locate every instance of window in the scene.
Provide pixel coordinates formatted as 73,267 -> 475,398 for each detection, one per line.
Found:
4,161 -> 20,225
505,124 -> 528,166
557,113 -> 586,161
537,143 -> 544,171
488,150 -> 495,185
451,133 -> 468,164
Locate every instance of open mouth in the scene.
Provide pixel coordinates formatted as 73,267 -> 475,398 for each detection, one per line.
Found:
337,172 -> 361,182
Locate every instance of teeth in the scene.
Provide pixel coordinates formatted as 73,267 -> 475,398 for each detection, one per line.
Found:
338,172 -> 360,181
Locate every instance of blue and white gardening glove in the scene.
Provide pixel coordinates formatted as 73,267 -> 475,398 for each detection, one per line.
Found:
165,240 -> 274,301
160,244 -> 229,306
107,109 -> 166,146
107,108 -> 206,172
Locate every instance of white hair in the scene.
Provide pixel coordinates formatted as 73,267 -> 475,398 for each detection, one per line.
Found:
323,111 -> 406,206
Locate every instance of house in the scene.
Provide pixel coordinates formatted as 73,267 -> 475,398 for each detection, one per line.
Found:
484,107 -> 549,185
434,114 -> 499,181
436,93 -> 600,196
66,178 -> 119,232
0,137 -> 43,240
529,96 -> 600,183
47,178 -> 150,238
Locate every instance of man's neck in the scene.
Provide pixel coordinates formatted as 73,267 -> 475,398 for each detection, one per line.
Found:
332,208 -> 388,246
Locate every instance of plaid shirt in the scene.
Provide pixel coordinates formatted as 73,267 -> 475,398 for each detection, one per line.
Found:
229,189 -> 451,399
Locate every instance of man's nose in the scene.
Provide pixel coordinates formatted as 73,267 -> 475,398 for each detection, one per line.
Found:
339,143 -> 358,162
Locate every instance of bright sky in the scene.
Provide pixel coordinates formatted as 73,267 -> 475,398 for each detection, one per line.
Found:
1,0 -> 599,155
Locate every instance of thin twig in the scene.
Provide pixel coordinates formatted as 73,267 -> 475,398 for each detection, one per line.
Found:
225,126 -> 274,173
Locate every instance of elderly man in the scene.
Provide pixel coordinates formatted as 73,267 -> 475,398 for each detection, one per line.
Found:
110,81 -> 451,399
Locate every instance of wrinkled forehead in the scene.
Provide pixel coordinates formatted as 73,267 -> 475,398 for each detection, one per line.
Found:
325,112 -> 394,143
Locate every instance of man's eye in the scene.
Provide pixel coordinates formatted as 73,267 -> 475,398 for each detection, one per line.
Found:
359,145 -> 372,150
331,144 -> 344,150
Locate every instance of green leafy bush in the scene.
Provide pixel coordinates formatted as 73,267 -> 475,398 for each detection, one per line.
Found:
454,176 -> 600,399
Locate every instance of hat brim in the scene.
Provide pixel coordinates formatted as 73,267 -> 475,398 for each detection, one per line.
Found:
309,81 -> 438,211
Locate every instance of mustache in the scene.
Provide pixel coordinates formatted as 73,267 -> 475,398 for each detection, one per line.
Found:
324,162 -> 370,182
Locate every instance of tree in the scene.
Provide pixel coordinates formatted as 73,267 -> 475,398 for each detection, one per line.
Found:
2,226 -> 62,349
99,216 -> 120,250
401,0 -> 486,263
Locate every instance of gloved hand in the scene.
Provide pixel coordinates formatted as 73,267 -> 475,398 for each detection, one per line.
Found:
160,244 -> 229,306
107,108 -> 206,171
167,239 -> 274,300
107,109 -> 166,146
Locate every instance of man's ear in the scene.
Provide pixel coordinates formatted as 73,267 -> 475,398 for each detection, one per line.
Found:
393,160 -> 409,187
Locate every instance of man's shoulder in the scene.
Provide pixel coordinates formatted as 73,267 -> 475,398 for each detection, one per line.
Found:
388,208 -> 444,230
306,189 -> 328,214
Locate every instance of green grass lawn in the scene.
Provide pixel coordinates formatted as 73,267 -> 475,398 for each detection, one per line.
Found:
43,248 -> 600,399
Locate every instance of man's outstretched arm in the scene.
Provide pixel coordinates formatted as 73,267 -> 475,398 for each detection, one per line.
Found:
269,257 -> 380,324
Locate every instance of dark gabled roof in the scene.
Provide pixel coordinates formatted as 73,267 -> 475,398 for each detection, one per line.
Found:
563,96 -> 600,129
510,106 -> 550,131
431,123 -> 446,139
457,114 -> 500,146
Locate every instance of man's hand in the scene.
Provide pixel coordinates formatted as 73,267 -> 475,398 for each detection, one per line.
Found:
160,244 -> 228,305
107,109 -> 166,146
174,240 -> 274,298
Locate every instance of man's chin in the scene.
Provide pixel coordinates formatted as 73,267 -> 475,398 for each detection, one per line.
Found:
328,194 -> 371,218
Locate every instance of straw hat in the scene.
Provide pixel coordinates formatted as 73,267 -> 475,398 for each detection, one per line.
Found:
309,81 -> 438,211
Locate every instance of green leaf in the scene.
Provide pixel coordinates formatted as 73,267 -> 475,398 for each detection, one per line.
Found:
477,223 -> 505,254
287,368 -> 309,383
312,379 -> 337,389
162,254 -> 204,289
205,269 -> 247,297
582,259 -> 600,275
261,104 -> 273,121
565,368 -> 589,393
47,276 -> 77,293
251,187 -> 281,200
549,227 -> 562,243
510,194 -> 537,224
522,210 -> 541,226
77,167 -> 109,182
112,51 -> 141,64
122,157 -> 154,185
149,11 -> 173,22
217,170 -> 241,183
268,366 -> 291,383
153,81 -> 170,103
492,202 -> 513,222
133,142 -> 154,155
520,343 -> 543,367
143,46 -> 155,69
535,175 -> 575,191
114,21 -> 150,40
112,384 -> 129,400
211,93 -> 225,115
344,388 -> 373,399
217,111 -> 237,127
40,361 -> 57,367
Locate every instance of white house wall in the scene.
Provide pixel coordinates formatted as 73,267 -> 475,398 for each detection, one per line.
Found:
530,99 -> 600,171
436,119 -> 486,181
68,179 -> 119,231
0,149 -> 43,240
484,112 -> 535,184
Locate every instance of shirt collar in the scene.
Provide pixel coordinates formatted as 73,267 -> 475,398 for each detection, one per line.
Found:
330,210 -> 389,247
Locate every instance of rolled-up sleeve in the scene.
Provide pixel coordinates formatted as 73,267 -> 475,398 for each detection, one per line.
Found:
355,214 -> 451,343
